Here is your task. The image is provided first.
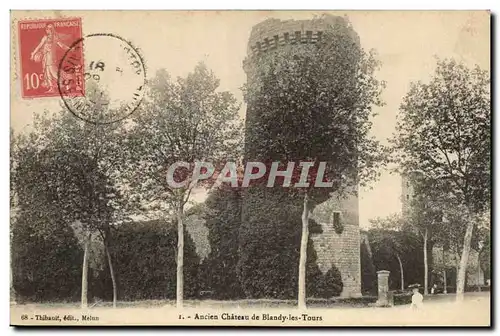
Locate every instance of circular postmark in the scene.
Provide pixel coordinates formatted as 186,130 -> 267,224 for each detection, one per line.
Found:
57,33 -> 146,124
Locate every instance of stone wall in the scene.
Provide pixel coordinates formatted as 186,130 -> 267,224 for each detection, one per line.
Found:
311,188 -> 361,297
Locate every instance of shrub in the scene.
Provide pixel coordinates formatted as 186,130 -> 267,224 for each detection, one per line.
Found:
337,296 -> 377,305
201,187 -> 244,300
393,292 -> 413,305
465,285 -> 490,292
308,296 -> 377,307
317,264 -> 343,298
101,220 -> 200,301
11,212 -> 83,302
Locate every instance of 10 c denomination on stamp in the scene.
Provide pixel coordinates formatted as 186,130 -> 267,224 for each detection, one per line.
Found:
17,17 -> 84,99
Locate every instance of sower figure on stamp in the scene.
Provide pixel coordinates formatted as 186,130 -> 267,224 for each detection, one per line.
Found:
30,24 -> 70,93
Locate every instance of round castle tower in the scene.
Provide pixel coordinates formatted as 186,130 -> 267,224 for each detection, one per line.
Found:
243,15 -> 360,70
243,16 -> 362,298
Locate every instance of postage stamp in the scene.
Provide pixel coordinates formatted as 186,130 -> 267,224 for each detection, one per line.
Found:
17,17 -> 84,99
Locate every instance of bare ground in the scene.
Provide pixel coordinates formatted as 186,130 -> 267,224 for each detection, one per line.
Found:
11,292 -> 490,327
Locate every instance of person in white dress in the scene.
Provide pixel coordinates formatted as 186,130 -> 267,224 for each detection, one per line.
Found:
411,287 -> 424,310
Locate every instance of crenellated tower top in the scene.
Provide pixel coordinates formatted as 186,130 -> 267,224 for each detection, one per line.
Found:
246,15 -> 357,57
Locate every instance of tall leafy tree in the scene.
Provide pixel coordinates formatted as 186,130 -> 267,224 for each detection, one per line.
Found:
367,223 -> 423,291
242,15 -> 385,308
123,63 -> 243,308
11,102 -> 126,308
370,215 -> 410,291
392,58 -> 490,299
404,177 -> 446,294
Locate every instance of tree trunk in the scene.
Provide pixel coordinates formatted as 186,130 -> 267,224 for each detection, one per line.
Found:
423,229 -> 428,295
456,220 -> 474,301
443,247 -> 447,294
176,204 -> 184,309
427,241 -> 435,289
396,254 -> 404,292
443,269 -> 447,294
81,232 -> 92,309
298,193 -> 309,309
455,250 -> 460,292
477,255 -> 482,292
104,240 -> 117,308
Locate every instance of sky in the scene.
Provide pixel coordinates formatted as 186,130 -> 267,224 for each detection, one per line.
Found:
10,10 -> 490,228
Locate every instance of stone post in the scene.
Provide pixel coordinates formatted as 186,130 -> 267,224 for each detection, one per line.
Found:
376,270 -> 391,307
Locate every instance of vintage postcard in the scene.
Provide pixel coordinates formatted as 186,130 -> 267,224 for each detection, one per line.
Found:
10,10 -> 491,327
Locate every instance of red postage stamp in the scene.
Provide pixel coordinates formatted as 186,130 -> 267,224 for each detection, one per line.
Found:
17,17 -> 84,99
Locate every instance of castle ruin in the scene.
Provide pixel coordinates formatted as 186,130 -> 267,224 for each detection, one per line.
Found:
242,16 -> 362,298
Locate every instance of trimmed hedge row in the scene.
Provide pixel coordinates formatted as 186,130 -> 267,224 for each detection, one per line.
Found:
431,285 -> 491,294
307,292 -> 412,307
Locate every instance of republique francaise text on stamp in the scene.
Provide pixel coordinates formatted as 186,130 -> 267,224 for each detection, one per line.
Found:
18,17 -> 84,99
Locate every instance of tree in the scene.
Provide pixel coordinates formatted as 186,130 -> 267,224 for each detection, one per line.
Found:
405,178 -> 445,295
241,15 -> 385,308
123,63 -> 243,308
392,58 -> 490,299
12,100 -> 126,308
367,225 -> 423,291
370,215 -> 409,291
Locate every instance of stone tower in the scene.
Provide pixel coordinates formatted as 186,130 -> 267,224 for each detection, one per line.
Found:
243,16 -> 362,298
401,174 -> 414,218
